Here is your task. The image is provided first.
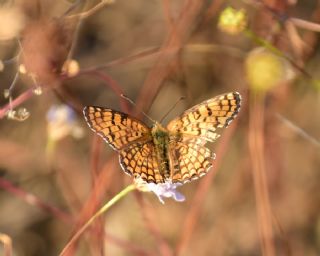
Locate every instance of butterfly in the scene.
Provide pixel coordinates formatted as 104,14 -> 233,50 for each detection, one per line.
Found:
83,92 -> 241,184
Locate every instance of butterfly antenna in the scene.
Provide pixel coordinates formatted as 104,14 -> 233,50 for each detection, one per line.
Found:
160,96 -> 185,123
120,94 -> 156,123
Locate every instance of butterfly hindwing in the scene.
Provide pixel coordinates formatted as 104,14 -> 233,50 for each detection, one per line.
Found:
119,141 -> 165,183
169,137 -> 215,183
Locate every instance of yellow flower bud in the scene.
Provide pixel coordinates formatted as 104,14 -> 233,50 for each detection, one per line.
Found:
218,7 -> 248,35
245,47 -> 294,93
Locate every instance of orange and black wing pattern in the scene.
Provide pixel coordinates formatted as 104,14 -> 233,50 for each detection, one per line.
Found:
83,106 -> 150,150
167,92 -> 241,183
167,92 -> 241,142
119,141 -> 165,184
169,138 -> 215,183
83,92 -> 241,185
83,106 -> 166,183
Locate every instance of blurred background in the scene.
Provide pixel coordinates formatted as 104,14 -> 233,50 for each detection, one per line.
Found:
0,0 -> 319,255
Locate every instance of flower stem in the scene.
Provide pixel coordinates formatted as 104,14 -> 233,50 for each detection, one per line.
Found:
59,184 -> 136,256
244,29 -> 283,57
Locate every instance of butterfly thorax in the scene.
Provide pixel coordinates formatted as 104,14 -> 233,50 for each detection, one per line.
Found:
151,122 -> 171,179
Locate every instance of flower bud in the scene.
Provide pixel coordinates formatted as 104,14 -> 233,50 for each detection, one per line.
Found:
245,47 -> 294,93
218,7 -> 248,35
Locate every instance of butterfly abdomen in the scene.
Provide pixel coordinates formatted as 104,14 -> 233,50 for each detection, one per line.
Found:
151,123 -> 171,180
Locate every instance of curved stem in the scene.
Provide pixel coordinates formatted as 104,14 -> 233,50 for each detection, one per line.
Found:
59,184 -> 136,256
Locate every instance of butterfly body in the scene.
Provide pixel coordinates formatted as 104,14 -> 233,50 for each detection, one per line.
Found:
151,122 -> 171,180
83,92 -> 241,184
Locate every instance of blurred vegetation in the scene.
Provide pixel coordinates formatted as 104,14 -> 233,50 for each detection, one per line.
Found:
0,0 -> 319,255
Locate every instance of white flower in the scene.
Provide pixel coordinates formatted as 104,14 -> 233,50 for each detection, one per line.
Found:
135,178 -> 185,204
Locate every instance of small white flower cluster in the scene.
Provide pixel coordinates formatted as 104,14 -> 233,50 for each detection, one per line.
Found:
135,178 -> 185,204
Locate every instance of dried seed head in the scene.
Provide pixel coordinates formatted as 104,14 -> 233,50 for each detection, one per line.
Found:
19,19 -> 74,86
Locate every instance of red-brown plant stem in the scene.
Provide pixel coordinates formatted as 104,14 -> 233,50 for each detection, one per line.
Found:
62,155 -> 119,256
76,70 -> 130,113
84,46 -> 161,71
0,177 -> 72,223
0,68 -> 129,120
161,0 -> 176,35
0,171 -> 147,255
175,117 -> 240,255
81,70 -> 128,253
89,136 -> 104,254
0,88 -> 34,119
136,193 -> 173,256
90,136 -> 103,183
248,93 -> 275,256
59,184 -> 136,256
135,0 -> 205,114
202,0 -> 224,25
104,231 -> 155,256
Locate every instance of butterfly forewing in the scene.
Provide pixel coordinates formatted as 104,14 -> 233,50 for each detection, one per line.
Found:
83,106 -> 151,150
167,92 -> 241,141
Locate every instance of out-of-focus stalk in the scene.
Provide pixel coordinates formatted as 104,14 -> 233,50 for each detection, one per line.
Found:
248,92 -> 275,256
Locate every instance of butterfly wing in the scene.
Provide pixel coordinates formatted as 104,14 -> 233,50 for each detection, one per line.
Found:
83,106 -> 151,150
84,106 -> 166,183
119,141 -> 165,183
169,137 -> 215,183
167,92 -> 241,183
167,92 -> 241,142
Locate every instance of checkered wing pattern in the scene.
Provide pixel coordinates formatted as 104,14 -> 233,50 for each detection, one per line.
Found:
119,142 -> 165,183
83,106 -> 150,150
84,106 -> 164,183
167,92 -> 241,183
170,138 -> 215,183
167,92 -> 241,142
84,92 -> 241,185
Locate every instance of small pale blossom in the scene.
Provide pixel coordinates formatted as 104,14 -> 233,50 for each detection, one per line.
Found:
62,59 -> 80,77
47,105 -> 84,141
135,178 -> 185,204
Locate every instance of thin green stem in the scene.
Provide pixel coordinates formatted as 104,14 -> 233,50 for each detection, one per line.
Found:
244,29 -> 283,57
59,184 -> 136,256
244,28 -> 312,78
